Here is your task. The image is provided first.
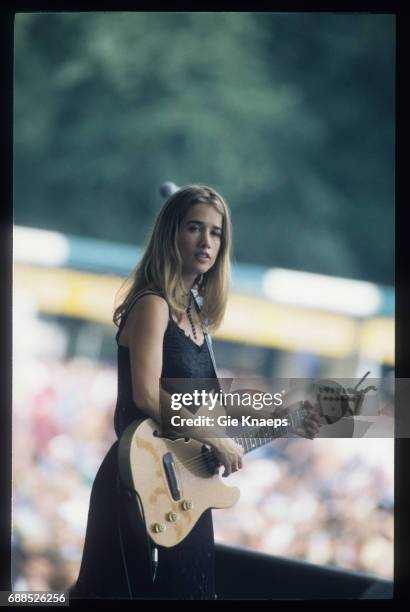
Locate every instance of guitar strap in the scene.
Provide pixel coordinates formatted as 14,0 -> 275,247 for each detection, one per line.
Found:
190,288 -> 219,381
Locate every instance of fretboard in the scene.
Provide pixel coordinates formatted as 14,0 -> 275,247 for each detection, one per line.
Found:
232,405 -> 308,454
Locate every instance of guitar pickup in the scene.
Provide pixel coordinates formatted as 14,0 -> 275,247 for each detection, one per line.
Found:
163,452 -> 181,501
201,444 -> 220,475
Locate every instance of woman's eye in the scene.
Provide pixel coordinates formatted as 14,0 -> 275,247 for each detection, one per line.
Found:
187,225 -> 221,238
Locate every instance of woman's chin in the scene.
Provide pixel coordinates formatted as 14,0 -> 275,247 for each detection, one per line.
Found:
182,260 -> 213,280
192,260 -> 212,273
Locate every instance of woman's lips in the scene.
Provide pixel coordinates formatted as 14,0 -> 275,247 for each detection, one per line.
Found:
195,253 -> 211,262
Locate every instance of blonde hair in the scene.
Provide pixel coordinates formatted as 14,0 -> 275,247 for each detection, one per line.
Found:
113,184 -> 232,332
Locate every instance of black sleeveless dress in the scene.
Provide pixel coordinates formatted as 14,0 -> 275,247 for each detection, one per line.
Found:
69,291 -> 218,600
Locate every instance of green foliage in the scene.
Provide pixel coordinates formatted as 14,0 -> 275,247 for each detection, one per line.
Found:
14,12 -> 394,284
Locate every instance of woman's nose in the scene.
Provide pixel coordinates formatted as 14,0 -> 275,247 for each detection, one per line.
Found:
199,231 -> 211,247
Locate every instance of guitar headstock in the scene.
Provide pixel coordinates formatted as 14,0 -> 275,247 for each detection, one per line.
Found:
312,378 -> 378,425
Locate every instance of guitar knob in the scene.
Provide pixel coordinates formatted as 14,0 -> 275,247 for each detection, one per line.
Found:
166,512 -> 179,522
181,500 -> 193,511
152,522 -> 166,533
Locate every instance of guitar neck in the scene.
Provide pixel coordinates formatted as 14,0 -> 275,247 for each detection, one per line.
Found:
231,405 -> 307,455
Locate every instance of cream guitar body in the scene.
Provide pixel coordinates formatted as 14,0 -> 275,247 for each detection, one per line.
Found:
118,418 -> 240,548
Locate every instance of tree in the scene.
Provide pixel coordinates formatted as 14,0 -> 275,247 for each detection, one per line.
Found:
14,12 -> 394,284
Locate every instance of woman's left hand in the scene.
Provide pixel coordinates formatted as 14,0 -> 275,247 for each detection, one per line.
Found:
275,401 -> 321,439
295,401 -> 321,439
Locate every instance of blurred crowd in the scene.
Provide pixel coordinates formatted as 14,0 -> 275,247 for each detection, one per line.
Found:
214,438 -> 393,578
12,355 -> 393,592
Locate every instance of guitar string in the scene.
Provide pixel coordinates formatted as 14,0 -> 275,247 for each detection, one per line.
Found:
161,408 -> 308,479
162,422 -> 301,484
170,407 -> 307,474
166,403 -> 309,474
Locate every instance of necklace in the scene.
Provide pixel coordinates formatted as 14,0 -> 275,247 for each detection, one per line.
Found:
186,293 -> 198,341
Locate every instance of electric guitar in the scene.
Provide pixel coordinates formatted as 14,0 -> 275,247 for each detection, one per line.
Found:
117,376 -> 375,548
118,401 -> 315,548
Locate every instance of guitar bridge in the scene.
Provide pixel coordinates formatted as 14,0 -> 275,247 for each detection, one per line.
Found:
163,452 -> 181,501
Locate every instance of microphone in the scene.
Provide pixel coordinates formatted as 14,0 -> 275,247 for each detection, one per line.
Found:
159,181 -> 179,199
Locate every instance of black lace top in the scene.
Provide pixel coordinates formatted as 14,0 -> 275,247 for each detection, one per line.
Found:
114,289 -> 218,437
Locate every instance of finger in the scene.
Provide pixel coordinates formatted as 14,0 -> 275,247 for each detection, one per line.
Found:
304,401 -> 315,412
306,411 -> 319,423
306,417 -> 320,427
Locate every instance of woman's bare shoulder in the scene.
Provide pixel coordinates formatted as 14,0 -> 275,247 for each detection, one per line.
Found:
119,293 -> 169,346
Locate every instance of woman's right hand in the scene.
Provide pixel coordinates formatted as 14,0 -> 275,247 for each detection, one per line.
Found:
207,437 -> 244,477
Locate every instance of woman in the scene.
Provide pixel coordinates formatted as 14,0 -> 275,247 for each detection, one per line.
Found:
69,185 -> 247,600
69,184 -> 319,600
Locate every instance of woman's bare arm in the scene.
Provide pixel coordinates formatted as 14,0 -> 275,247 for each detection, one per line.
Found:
125,294 -> 169,419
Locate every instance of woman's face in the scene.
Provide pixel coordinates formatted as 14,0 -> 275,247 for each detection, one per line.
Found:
177,203 -> 223,281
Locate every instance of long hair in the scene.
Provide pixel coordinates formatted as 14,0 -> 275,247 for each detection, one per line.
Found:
113,184 -> 232,332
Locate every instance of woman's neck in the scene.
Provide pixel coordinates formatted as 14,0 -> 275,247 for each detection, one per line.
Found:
176,275 -> 198,309
181,273 -> 197,292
